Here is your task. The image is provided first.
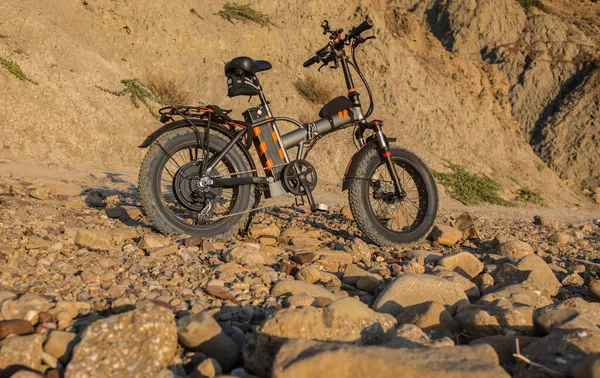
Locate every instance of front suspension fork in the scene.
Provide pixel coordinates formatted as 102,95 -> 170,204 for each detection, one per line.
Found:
372,122 -> 406,198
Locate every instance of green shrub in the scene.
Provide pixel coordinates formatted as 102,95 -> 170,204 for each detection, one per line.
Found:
516,0 -> 548,15
433,163 -> 512,206
516,187 -> 545,205
294,76 -> 332,104
97,79 -> 159,118
0,57 -> 37,84
217,3 -> 273,27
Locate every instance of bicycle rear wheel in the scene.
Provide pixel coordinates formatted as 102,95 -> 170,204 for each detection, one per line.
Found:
138,128 -> 253,239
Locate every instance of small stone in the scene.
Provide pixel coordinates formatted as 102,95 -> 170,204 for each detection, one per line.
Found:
395,301 -> 459,335
195,357 -> 222,378
44,330 -> 77,363
148,244 -> 179,258
74,229 -> 114,251
295,266 -> 321,284
548,232 -> 570,244
0,319 -> 33,339
290,237 -> 320,248
138,234 -> 171,250
533,216 -> 558,230
437,251 -> 483,279
342,264 -> 371,285
183,236 -> 204,247
249,224 -> 281,239
177,312 -> 240,371
286,295 -> 316,307
429,225 -> 462,246
30,186 -> 50,200
356,276 -> 380,294
291,253 -> 316,265
226,246 -> 266,265
562,273 -> 584,286
496,241 -> 533,260
340,206 -> 354,220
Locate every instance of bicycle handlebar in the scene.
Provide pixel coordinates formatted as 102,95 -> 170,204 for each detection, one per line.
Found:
346,17 -> 374,40
303,55 -> 319,67
303,17 -> 373,69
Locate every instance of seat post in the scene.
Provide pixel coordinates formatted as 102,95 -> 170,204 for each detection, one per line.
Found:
257,85 -> 290,163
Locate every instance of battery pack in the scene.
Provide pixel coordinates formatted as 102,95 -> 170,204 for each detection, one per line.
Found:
243,106 -> 285,179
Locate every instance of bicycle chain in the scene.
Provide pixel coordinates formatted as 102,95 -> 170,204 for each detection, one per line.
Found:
207,162 -> 292,221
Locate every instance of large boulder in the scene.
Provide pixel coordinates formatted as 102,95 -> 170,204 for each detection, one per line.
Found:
244,297 -> 396,376
477,284 -> 552,309
454,302 -> 536,339
429,225 -> 463,246
496,241 -> 533,260
395,301 -> 459,335
535,298 -> 600,333
0,334 -> 44,372
470,335 -> 540,364
65,304 -> 177,378
373,274 -> 469,316
176,311 -> 240,371
431,269 -> 480,301
516,254 -> 561,297
437,251 -> 483,279
514,330 -> 600,378
1,294 -> 53,322
272,339 -> 510,378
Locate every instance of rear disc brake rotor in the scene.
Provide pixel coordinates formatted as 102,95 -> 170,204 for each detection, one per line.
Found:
172,162 -> 221,211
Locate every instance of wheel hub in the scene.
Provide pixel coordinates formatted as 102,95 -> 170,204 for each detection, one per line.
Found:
173,162 -> 221,211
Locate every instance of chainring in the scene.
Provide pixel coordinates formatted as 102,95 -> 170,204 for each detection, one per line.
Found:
172,162 -> 222,211
282,160 -> 318,196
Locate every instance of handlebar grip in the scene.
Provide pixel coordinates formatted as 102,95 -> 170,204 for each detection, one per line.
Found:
349,17 -> 374,39
303,56 -> 319,68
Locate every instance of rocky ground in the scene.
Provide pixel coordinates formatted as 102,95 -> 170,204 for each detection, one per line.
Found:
0,170 -> 599,378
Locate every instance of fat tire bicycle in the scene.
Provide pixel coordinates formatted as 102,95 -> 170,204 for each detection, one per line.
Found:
138,17 -> 438,246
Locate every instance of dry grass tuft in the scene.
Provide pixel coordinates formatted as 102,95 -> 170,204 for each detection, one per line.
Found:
294,76 -> 333,104
146,74 -> 192,106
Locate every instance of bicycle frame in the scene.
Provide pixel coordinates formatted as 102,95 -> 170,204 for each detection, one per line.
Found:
142,35 -> 403,198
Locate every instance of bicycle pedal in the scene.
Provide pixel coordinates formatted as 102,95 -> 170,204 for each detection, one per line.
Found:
311,203 -> 329,212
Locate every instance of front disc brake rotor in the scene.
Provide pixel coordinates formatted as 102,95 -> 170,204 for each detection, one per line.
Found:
172,162 -> 221,211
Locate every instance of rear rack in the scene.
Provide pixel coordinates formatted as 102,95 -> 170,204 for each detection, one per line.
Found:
158,106 -> 214,123
158,105 -> 249,130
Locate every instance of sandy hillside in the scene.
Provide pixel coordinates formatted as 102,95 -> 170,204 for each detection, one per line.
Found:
1,0 -> 595,206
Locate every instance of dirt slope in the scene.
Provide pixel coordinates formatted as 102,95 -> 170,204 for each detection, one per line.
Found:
390,0 -> 599,191
0,0 -> 583,204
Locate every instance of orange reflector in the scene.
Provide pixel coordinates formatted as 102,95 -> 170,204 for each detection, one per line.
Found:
272,131 -> 278,142
259,141 -> 267,155
265,158 -> 273,169
253,127 -> 261,137
338,111 -> 343,119
382,151 -> 391,157
348,88 -> 356,93
278,149 -> 285,159
343,109 -> 348,118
